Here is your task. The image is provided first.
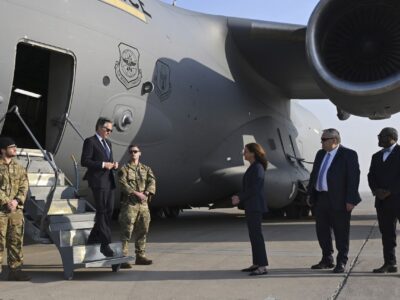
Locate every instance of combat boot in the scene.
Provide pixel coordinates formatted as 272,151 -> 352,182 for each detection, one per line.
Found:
135,255 -> 152,265
122,240 -> 129,257
8,269 -> 31,281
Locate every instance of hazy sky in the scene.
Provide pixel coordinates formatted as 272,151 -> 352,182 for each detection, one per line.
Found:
160,0 -> 400,191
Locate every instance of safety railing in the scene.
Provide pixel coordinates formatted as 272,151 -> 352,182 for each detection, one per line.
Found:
0,105 -> 59,234
64,113 -> 85,141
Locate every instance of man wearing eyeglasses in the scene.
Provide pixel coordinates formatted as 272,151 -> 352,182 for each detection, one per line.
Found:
0,137 -> 30,281
81,117 -> 118,257
368,127 -> 400,273
118,145 -> 156,268
307,128 -> 361,273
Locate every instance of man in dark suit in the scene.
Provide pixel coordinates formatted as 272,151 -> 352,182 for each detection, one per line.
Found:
308,128 -> 361,273
81,117 -> 118,257
368,127 -> 400,273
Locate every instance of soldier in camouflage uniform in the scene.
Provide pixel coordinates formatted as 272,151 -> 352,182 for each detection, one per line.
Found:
0,137 -> 30,281
118,145 -> 156,268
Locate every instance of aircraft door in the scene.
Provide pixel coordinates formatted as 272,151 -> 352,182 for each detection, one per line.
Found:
1,41 -> 75,153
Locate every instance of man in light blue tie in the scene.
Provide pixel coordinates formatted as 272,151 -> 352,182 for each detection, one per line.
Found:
308,129 -> 361,273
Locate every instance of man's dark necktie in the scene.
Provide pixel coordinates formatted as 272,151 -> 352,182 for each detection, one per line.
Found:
101,139 -> 111,160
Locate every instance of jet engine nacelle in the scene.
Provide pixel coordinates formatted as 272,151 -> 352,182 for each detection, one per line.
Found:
306,0 -> 400,120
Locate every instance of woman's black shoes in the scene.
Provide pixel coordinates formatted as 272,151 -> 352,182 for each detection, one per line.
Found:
241,265 -> 259,272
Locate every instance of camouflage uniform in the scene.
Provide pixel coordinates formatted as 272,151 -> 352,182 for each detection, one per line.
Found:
0,158 -> 29,270
118,162 -> 156,258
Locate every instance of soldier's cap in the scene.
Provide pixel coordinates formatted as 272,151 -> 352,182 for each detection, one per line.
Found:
0,136 -> 16,149
380,127 -> 398,141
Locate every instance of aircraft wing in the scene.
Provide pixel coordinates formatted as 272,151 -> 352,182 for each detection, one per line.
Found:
228,17 -> 325,99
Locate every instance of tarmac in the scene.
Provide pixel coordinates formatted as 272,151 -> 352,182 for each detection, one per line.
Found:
0,194 -> 399,300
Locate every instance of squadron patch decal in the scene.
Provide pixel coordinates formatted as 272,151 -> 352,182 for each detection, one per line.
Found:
153,60 -> 172,101
115,43 -> 143,90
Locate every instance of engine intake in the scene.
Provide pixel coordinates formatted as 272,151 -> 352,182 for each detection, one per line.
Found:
306,0 -> 400,119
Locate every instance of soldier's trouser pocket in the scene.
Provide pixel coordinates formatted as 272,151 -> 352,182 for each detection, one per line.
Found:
2,210 -> 24,268
0,212 -> 8,264
119,204 -> 139,241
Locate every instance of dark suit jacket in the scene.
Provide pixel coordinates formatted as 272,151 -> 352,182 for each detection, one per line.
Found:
368,144 -> 400,208
238,161 -> 267,213
81,135 -> 116,190
308,145 -> 361,211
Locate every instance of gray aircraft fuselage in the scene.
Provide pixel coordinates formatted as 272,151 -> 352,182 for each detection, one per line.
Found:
2,0 -> 398,212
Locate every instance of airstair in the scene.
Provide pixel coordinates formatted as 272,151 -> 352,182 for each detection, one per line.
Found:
1,106 -> 134,280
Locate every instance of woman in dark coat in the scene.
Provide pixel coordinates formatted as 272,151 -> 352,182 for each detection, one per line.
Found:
232,143 -> 268,276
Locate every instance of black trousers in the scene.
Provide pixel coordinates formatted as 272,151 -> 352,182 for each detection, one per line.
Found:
87,188 -> 115,246
376,202 -> 400,265
245,212 -> 268,266
314,192 -> 351,265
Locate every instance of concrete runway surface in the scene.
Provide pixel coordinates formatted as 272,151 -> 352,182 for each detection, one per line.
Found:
0,194 -> 399,300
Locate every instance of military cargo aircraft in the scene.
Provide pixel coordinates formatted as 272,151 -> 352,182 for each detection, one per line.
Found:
1,0 -> 399,218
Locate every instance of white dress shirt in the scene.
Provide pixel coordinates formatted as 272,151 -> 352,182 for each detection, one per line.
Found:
316,145 -> 340,192
96,133 -> 111,168
382,143 -> 396,162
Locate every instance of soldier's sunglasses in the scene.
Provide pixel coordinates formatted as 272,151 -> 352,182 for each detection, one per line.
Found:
129,150 -> 140,154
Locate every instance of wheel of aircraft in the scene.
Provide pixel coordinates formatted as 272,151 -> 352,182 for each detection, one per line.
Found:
163,207 -> 181,219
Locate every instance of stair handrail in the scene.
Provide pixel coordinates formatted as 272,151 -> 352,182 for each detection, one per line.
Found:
64,113 -> 85,141
63,113 -> 84,194
0,105 -> 59,234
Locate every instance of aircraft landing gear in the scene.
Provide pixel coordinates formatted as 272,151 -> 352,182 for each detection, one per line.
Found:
150,207 -> 182,219
284,202 -> 310,219
163,207 -> 181,218
284,181 -> 311,219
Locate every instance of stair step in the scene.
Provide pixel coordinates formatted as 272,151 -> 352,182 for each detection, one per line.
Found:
28,173 -> 65,186
29,186 -> 76,201
26,198 -> 88,217
16,148 -> 45,157
84,256 -> 135,268
49,220 -> 95,232
44,199 -> 87,215
59,229 -> 91,247
73,242 -> 124,264
15,159 -> 55,173
48,213 -> 95,224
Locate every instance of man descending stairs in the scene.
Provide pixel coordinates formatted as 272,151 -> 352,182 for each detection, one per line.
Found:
20,147 -> 134,280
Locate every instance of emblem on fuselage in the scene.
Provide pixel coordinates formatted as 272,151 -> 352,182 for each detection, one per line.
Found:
115,43 -> 142,90
153,60 -> 172,101
99,0 -> 151,23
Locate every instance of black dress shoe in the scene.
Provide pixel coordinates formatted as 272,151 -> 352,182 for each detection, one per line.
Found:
373,264 -> 398,273
333,263 -> 346,273
241,265 -> 259,272
311,261 -> 335,269
100,244 -> 115,257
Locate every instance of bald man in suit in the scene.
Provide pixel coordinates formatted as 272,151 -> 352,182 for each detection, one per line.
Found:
308,128 -> 361,273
